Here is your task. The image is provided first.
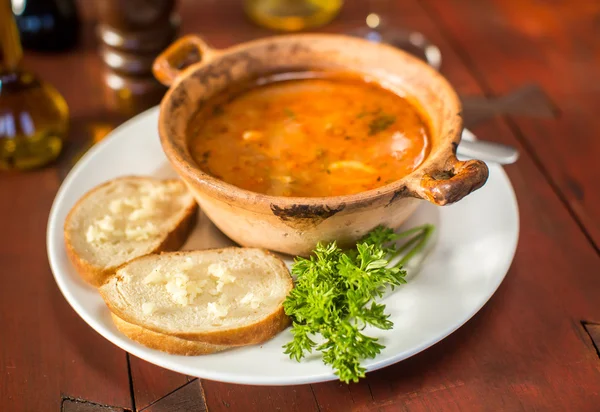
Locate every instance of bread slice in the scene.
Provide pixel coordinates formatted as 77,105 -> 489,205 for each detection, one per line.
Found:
111,313 -> 230,356
64,176 -> 198,287
99,248 -> 293,346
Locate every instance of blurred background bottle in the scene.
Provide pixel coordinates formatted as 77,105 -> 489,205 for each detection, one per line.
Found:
11,0 -> 80,52
245,0 -> 343,31
0,0 -> 68,170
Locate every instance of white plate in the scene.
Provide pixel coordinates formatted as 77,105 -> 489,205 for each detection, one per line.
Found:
47,107 -> 519,386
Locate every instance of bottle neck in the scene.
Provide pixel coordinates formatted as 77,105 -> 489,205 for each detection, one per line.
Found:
0,0 -> 23,71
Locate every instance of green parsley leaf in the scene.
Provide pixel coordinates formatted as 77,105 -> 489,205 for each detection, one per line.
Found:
284,108 -> 296,119
283,224 -> 434,383
368,114 -> 396,135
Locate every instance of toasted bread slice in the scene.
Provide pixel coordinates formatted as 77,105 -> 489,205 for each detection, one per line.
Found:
111,313 -> 230,356
99,248 -> 293,346
64,176 -> 197,287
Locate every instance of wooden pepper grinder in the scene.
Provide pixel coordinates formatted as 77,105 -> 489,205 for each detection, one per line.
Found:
96,0 -> 179,117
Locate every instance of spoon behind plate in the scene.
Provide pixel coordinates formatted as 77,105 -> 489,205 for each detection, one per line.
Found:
359,30 -> 520,166
456,139 -> 519,165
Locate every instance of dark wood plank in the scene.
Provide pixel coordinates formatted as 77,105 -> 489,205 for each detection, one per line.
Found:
142,380 -> 207,412
62,398 -> 127,412
200,380 -> 319,412
421,0 -> 600,249
310,380 -> 373,412
0,172 -> 132,412
128,355 -> 189,411
583,323 -> 600,358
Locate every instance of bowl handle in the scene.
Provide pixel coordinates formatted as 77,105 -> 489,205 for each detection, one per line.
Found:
153,35 -> 219,86
416,156 -> 489,206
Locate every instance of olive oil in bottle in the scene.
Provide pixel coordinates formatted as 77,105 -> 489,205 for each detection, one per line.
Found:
244,0 -> 343,32
0,0 -> 68,170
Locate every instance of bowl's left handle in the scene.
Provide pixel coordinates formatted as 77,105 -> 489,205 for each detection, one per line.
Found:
416,156 -> 489,206
153,35 -> 219,86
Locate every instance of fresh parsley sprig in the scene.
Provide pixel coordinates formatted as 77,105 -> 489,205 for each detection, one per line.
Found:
283,224 -> 434,383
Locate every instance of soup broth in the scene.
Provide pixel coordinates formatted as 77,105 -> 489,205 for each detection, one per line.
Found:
188,73 -> 431,197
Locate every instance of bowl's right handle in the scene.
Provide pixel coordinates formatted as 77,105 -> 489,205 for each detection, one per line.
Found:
416,155 -> 489,206
153,35 -> 219,86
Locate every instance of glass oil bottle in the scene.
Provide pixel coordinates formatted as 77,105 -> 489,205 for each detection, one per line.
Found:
0,0 -> 68,170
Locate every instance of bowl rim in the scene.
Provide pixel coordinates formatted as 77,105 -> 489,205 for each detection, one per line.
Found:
158,33 -> 464,209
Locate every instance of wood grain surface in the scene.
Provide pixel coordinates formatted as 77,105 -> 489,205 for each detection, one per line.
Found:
1,0 -> 599,411
584,323 -> 600,358
128,354 -> 189,411
421,0 -> 600,250
141,380 -> 206,412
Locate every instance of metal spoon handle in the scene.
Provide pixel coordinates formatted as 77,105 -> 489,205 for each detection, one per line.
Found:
456,139 -> 520,165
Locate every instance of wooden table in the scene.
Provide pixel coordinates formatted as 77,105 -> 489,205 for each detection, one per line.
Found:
2,0 -> 599,410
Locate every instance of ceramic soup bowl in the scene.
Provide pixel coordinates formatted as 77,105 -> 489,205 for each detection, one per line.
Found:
154,33 -> 489,256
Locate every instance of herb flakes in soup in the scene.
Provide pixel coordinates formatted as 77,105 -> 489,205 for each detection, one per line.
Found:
188,72 -> 431,197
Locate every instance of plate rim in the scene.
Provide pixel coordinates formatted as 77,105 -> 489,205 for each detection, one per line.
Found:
47,106 -> 520,385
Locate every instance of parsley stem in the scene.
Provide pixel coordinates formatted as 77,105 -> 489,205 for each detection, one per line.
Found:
392,224 -> 435,267
393,224 -> 432,239
283,224 -> 435,383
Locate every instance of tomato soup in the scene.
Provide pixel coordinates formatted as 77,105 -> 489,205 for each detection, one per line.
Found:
188,73 -> 431,197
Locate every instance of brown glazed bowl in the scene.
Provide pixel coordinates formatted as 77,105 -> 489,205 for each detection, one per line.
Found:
153,34 -> 489,256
